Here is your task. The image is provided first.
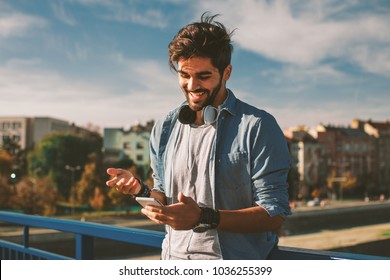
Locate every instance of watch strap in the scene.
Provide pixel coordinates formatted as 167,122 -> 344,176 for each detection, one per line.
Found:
134,179 -> 151,197
194,207 -> 220,230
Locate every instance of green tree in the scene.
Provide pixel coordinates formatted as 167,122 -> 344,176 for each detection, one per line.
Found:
28,132 -> 101,201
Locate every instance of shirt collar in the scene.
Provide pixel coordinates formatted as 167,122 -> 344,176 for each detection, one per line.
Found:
218,88 -> 236,117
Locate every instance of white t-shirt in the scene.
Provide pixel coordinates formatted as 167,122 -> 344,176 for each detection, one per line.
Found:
161,123 -> 222,260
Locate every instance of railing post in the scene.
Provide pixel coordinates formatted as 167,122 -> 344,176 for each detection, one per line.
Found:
23,226 -> 29,248
75,234 -> 94,260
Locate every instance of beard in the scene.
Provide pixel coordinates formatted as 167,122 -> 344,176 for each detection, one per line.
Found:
184,77 -> 223,112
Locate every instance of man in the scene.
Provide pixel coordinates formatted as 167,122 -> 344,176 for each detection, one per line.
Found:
106,13 -> 291,260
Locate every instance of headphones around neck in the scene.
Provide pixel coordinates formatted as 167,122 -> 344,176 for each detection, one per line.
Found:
178,105 -> 219,125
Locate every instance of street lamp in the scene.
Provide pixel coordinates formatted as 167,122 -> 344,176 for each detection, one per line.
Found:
9,172 -> 17,192
65,165 -> 81,215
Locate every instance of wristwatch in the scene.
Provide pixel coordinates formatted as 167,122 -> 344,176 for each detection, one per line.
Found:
134,179 -> 151,197
192,207 -> 220,233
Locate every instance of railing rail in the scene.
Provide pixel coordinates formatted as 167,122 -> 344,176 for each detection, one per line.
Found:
1,211 -> 388,260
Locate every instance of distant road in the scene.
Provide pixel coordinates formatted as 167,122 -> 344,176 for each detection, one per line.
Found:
285,200 -> 390,234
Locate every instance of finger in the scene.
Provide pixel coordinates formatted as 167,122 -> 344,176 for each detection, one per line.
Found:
141,207 -> 168,224
107,168 -> 119,175
121,182 -> 137,194
116,178 -> 126,186
123,177 -> 141,194
106,179 -> 117,187
122,184 -> 136,194
121,176 -> 136,187
106,168 -> 120,187
145,215 -> 165,225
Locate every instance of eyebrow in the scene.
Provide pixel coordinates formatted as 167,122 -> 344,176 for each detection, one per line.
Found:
177,69 -> 213,76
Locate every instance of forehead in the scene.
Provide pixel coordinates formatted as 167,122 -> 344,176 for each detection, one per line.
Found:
177,57 -> 218,73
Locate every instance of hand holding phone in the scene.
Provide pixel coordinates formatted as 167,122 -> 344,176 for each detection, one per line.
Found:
135,197 -> 163,208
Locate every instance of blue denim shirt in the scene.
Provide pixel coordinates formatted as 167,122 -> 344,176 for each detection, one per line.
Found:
150,90 -> 291,259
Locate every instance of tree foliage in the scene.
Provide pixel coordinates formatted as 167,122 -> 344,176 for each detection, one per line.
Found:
11,176 -> 58,216
0,150 -> 13,177
27,132 -> 101,200
72,153 -> 107,210
0,177 -> 14,209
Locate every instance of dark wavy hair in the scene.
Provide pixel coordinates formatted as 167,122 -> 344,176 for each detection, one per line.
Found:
168,13 -> 234,74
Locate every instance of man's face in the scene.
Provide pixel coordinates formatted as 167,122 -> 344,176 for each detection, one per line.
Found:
177,57 -> 229,111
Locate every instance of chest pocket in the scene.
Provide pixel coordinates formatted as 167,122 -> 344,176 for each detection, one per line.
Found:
216,152 -> 251,191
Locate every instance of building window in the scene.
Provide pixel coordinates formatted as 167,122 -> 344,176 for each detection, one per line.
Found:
13,122 -> 22,129
136,142 -> 144,149
136,155 -> 143,162
13,135 -> 21,142
3,122 -> 10,129
123,142 -> 131,149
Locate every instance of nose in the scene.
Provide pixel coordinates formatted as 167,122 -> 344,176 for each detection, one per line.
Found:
187,77 -> 200,92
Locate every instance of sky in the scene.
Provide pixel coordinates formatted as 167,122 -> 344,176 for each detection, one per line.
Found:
1,0 -> 389,132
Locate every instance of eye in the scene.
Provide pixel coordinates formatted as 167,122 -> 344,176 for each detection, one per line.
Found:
179,73 -> 190,79
198,75 -> 211,80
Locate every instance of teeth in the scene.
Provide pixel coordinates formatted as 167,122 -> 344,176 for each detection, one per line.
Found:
191,92 -> 204,96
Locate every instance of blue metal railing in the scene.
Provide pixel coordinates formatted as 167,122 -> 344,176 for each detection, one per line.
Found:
0,211 -> 388,260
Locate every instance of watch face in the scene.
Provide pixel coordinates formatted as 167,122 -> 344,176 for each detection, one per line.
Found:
192,223 -> 210,233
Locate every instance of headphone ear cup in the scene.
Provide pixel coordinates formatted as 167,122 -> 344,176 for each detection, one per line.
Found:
178,105 -> 196,124
202,106 -> 218,125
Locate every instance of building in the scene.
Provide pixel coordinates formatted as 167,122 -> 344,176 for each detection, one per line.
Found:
284,126 -> 326,199
0,117 -> 33,152
32,117 -> 70,147
103,121 -> 154,166
315,124 -> 375,192
352,119 -> 390,196
0,116 -> 73,152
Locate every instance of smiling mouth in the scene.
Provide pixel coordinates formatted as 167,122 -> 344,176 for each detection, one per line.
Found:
188,89 -> 209,96
190,91 -> 206,97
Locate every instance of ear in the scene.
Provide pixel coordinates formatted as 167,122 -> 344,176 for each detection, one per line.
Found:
223,64 -> 232,81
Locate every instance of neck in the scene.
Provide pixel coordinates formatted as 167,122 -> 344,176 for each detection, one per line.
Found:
212,87 -> 228,107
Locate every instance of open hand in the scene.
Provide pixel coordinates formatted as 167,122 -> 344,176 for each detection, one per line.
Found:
106,168 -> 141,195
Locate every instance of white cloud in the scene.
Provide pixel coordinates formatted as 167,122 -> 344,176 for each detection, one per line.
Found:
0,56 -> 180,129
349,44 -> 390,76
261,64 -> 348,86
66,43 -> 90,61
68,0 -> 168,28
110,52 -> 180,106
51,1 -> 77,26
113,8 -> 168,29
0,59 -> 107,102
0,12 -> 47,38
196,0 -> 390,76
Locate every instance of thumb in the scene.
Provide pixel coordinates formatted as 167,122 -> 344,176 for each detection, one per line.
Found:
178,192 -> 191,204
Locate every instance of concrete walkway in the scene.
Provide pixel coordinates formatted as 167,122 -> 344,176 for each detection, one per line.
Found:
279,222 -> 390,250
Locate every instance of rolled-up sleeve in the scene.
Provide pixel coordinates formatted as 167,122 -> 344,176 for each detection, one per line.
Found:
251,113 -> 291,218
149,119 -> 165,194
